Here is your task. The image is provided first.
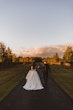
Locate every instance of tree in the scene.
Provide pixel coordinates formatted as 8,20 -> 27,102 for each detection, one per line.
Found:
33,57 -> 42,62
63,46 -> 73,63
4,47 -> 12,63
12,53 -> 17,62
53,53 -> 59,62
18,56 -> 24,63
23,57 -> 29,63
0,42 -> 6,62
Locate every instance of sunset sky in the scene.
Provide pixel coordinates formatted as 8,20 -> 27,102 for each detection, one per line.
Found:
0,0 -> 73,56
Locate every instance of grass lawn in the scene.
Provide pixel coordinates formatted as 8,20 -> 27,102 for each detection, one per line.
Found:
0,64 -> 30,101
0,63 -> 73,101
50,64 -> 73,100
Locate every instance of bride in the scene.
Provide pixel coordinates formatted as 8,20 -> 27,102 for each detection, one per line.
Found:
23,64 -> 44,90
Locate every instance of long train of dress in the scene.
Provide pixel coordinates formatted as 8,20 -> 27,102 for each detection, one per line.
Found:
23,70 -> 44,90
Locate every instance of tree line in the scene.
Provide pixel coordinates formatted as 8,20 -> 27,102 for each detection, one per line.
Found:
0,42 -> 73,66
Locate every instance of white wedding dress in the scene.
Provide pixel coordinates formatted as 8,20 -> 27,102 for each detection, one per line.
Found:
23,69 -> 44,90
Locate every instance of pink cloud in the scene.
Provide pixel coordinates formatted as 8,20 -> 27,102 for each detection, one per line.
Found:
15,44 -> 73,58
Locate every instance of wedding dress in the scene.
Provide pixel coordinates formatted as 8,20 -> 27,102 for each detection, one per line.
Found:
23,69 -> 44,90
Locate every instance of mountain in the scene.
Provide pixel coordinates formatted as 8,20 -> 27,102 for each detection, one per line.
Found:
16,44 -> 73,58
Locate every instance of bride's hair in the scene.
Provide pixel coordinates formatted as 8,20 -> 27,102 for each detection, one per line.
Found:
31,64 -> 36,69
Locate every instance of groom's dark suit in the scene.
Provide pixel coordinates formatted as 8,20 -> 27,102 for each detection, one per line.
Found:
36,63 -> 45,87
44,62 -> 51,87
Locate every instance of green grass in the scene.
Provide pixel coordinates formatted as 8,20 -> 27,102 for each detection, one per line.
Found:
50,65 -> 73,100
0,64 -> 30,101
0,63 -> 73,101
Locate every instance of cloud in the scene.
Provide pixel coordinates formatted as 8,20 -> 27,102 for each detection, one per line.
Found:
15,44 -> 73,58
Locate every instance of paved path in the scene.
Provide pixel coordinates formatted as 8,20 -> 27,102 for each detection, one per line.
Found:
0,76 -> 73,110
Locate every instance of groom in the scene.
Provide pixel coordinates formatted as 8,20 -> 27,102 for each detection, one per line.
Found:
35,61 -> 51,88
43,61 -> 51,88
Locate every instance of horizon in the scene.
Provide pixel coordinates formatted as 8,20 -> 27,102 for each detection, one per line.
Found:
11,43 -> 73,58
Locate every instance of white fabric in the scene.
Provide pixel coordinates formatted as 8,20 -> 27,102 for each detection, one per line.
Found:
23,70 -> 44,90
